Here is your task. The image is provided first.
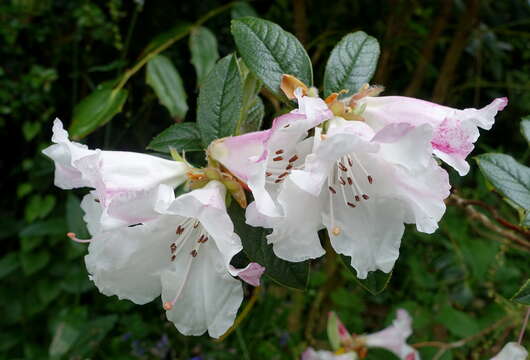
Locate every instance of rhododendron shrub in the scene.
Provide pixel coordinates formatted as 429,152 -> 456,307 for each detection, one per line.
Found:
39,12 -> 529,359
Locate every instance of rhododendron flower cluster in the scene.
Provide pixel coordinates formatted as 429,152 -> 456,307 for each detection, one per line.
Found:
43,78 -> 506,339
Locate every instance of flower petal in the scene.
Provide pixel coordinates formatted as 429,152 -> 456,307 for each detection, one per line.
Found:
301,348 -> 358,360
292,92 -> 333,126
324,195 -> 405,279
490,342 -> 528,360
230,262 -> 266,287
161,240 -> 243,338
161,181 -> 242,274
363,309 -> 420,360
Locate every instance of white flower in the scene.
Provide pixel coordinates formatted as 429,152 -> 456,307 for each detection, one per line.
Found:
361,309 -> 420,360
356,95 -> 508,175
273,118 -> 450,278
301,348 -> 357,360
208,94 -> 332,219
490,342 -> 528,360
42,118 -> 189,229
82,181 -> 261,338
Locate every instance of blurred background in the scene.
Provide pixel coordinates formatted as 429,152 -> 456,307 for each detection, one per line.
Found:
1,0 -> 529,359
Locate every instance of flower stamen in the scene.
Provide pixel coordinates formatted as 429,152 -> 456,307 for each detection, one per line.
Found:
66,232 -> 91,243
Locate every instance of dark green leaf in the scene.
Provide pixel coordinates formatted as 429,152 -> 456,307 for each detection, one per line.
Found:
189,26 -> 219,83
323,31 -> 380,97
70,315 -> 118,357
140,24 -> 191,59
148,122 -> 203,153
476,154 -> 530,211
0,252 -> 19,280
146,54 -> 188,120
239,96 -> 264,134
521,116 -> 530,143
340,255 -> 392,295
197,54 -> 242,146
229,202 -> 309,290
511,278 -> 530,305
19,218 -> 67,237
231,17 -> 312,101
20,250 -> 50,275
231,2 -> 258,19
436,305 -> 480,337
69,86 -> 128,139
66,193 -> 89,240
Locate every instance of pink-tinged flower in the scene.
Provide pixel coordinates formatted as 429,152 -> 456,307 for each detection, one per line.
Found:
82,181 -> 262,338
208,95 -> 332,219
42,118 -> 189,229
361,309 -> 420,360
301,348 -> 357,360
490,342 -> 528,360
271,118 -> 450,278
357,96 -> 508,175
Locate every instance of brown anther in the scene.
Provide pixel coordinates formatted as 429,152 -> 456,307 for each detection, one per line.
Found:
355,195 -> 361,202
328,186 -> 336,194
171,255 -> 176,261
339,177 -> 346,185
348,157 -> 353,167
94,199 -> 100,203
273,156 -> 284,162
163,302 -> 173,310
283,124 -> 290,128
285,164 -> 293,170
201,236 -> 208,243
190,250 -> 198,257
278,172 -> 289,179
274,179 -> 283,183
362,194 -> 369,200
288,155 -> 298,163
176,225 -> 184,235
347,202 -> 356,208
275,149 -> 284,155
170,243 -> 177,253
198,235 -> 204,243
367,175 -> 373,184
280,74 -> 308,99
266,172 -> 272,177
339,163 -> 348,172
193,222 -> 200,228
347,177 -> 353,185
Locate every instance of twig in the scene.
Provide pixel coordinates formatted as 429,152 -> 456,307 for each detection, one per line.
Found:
413,316 -> 512,360
518,307 -> 530,345
447,194 -> 530,250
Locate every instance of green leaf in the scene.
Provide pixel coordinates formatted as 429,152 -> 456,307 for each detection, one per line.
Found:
239,96 -> 264,134
229,202 -> 309,290
436,305 -> 480,338
20,250 -> 50,275
49,321 -> 81,358
323,31 -> 380,97
69,85 -> 128,139
0,252 -> 19,280
70,315 -> 118,357
189,26 -> 219,83
476,154 -> 530,212
341,255 -> 392,295
19,218 -> 67,237
231,17 -> 312,101
197,54 -> 243,146
511,278 -> 530,305
231,2 -> 258,19
148,122 -> 203,153
66,193 -> 89,240
521,116 -> 530,143
146,54 -> 188,120
140,24 -> 191,59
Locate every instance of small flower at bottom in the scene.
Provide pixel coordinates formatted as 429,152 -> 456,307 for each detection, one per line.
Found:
490,342 -> 528,360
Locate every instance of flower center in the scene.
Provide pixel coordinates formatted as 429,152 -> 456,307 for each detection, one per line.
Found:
265,147 -> 300,185
163,218 -> 208,311
327,153 -> 374,236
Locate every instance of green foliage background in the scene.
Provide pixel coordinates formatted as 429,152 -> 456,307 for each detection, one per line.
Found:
1,0 -> 529,359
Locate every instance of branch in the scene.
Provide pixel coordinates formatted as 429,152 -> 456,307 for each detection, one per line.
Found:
447,194 -> 530,250
432,0 -> 480,103
404,0 -> 452,97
